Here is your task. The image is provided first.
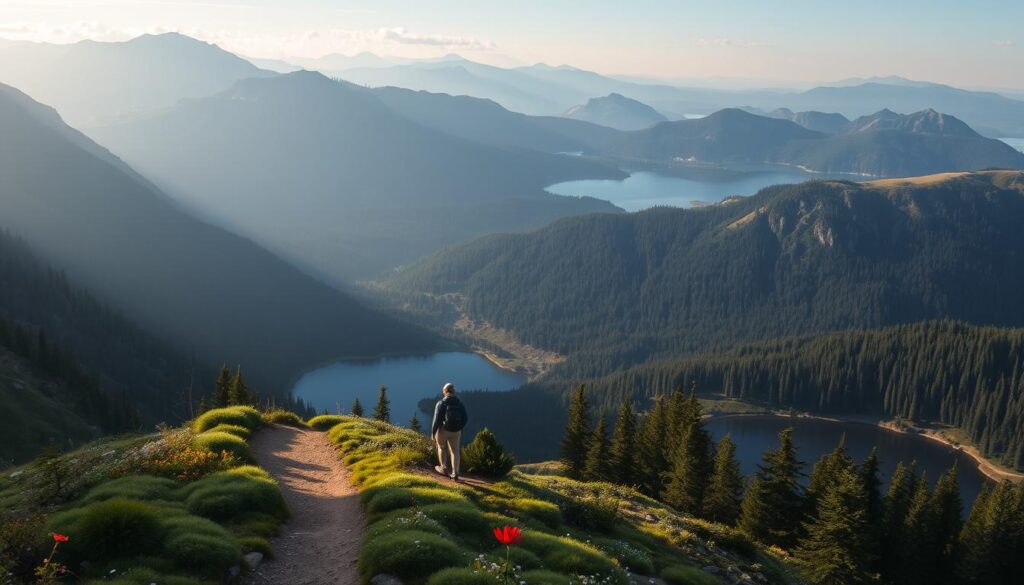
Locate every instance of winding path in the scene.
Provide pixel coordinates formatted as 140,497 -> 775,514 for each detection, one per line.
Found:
249,424 -> 364,585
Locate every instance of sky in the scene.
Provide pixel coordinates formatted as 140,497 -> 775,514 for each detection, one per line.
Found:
1,0 -> 1022,90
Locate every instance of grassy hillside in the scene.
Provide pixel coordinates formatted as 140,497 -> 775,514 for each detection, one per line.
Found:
320,415 -> 797,585
0,406 -> 288,584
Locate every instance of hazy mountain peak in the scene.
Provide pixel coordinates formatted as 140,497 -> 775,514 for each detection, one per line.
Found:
562,92 -> 667,130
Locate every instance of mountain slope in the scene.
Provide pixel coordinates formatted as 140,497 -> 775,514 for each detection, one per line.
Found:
563,93 -> 668,130
768,108 -> 850,134
0,82 -> 437,390
386,171 -> 1024,377
0,33 -> 273,127
90,71 -> 623,280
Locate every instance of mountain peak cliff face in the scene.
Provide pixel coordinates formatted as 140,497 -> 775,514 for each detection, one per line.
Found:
844,108 -> 979,137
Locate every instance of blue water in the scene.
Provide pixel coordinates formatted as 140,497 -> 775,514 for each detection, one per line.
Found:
706,415 -> 988,511
1000,137 -> 1024,153
291,352 -> 525,424
546,167 -> 837,212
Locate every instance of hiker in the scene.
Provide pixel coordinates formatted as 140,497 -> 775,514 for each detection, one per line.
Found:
432,382 -> 468,480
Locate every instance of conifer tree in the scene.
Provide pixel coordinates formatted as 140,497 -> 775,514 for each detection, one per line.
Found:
955,482 -> 1023,584
228,365 -> 251,405
897,473 -> 937,585
196,395 -> 208,415
409,412 -> 422,433
561,384 -> 592,480
806,436 -> 853,515
702,435 -> 744,524
663,414 -> 713,515
608,398 -> 637,486
739,428 -> 805,549
879,461 -> 916,579
930,465 -> 963,585
583,415 -> 610,482
795,466 -> 872,585
637,395 -> 669,496
351,396 -> 364,417
213,364 -> 232,408
373,386 -> 390,422
857,447 -> 883,571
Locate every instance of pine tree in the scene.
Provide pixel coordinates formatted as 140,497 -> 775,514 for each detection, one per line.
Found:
608,399 -> 637,486
409,412 -> 422,433
879,461 -> 916,580
806,436 -> 852,515
795,467 -> 872,585
702,435 -> 744,524
351,396 -> 364,417
213,364 -> 232,408
930,465 -> 963,585
583,415 -> 610,482
857,447 -> 883,571
228,365 -> 251,405
739,428 -> 805,549
561,384 -> 592,480
897,473 -> 937,585
663,416 -> 713,515
196,395 -> 208,415
636,395 -> 670,496
373,386 -> 390,422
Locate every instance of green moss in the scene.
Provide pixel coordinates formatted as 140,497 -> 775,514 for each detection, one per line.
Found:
262,409 -> 306,427
75,498 -> 163,562
192,431 -> 253,462
192,406 -> 261,433
425,568 -> 497,585
358,530 -> 468,581
519,532 -> 627,583
182,466 -> 286,522
307,414 -> 347,431
520,570 -> 577,585
507,498 -> 562,529
364,486 -> 468,515
80,475 -> 177,504
204,423 -> 251,439
165,532 -> 241,577
238,535 -> 273,557
661,564 -> 727,585
368,510 -> 450,541
229,512 -> 283,538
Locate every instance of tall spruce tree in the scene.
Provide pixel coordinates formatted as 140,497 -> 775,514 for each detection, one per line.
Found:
806,436 -> 853,515
637,395 -> 670,496
561,384 -> 592,480
795,466 -> 872,585
608,398 -> 637,486
739,428 -> 805,549
583,415 -> 610,482
663,415 -> 713,515
409,412 -> 422,433
373,386 -> 391,422
228,365 -> 251,405
930,465 -> 963,585
351,396 -> 364,417
702,435 -> 744,524
213,364 -> 232,408
879,461 -> 917,580
897,473 -> 937,585
955,482 -> 1024,585
857,448 -> 883,571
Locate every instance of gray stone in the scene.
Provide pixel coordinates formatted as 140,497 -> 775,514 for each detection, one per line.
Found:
371,575 -> 404,585
243,551 -> 264,570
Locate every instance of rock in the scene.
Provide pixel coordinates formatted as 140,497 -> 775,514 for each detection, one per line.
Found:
371,576 -> 404,585
227,565 -> 241,580
644,513 -> 659,522
243,551 -> 264,570
9,470 -> 23,479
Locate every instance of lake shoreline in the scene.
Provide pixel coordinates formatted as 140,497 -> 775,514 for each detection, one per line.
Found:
708,410 -> 1024,483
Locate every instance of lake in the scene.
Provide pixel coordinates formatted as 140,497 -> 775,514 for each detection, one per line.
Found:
546,166 -> 850,212
291,352 -> 526,424
1000,137 -> 1024,153
706,415 -> 988,510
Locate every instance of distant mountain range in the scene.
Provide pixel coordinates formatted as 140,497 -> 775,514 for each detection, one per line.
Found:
386,170 -> 1024,379
563,93 -> 668,130
766,108 -> 851,134
595,108 -> 1024,176
0,82 -> 438,390
0,33 -> 273,127
89,71 -> 623,281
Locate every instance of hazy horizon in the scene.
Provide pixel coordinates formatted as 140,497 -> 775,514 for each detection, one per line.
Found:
1,0 -> 1022,91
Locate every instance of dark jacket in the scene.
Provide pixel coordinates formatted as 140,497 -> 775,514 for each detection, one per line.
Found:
431,394 -> 466,435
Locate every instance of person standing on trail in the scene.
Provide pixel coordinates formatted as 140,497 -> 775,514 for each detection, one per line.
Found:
432,382 -> 468,480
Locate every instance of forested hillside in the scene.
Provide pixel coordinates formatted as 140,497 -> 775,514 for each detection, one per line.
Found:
388,171 -> 1024,380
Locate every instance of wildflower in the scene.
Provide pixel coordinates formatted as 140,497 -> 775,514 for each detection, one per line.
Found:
52,533 -> 69,543
493,525 -> 522,545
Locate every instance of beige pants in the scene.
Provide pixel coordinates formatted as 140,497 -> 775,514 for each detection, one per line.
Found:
435,428 -> 462,476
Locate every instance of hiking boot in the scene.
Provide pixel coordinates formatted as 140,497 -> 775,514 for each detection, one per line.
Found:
434,465 -> 448,477
450,474 -> 460,481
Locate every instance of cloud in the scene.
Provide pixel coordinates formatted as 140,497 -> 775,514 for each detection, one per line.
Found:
994,40 -> 1015,47
374,27 -> 496,50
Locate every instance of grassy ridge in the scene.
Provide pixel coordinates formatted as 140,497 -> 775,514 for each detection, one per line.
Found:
320,416 -> 797,585
0,406 -> 288,584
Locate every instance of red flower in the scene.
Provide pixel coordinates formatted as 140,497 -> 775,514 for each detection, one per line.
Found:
493,525 -> 522,546
52,533 -> 69,543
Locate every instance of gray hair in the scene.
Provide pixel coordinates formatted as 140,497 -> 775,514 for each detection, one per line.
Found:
442,382 -> 455,394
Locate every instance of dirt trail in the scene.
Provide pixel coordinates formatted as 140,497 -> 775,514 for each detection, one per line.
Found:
249,424 -> 364,585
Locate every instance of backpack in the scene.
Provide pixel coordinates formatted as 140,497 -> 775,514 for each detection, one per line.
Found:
442,399 -> 468,432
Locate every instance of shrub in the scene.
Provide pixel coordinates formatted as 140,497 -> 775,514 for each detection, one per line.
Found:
307,414 -> 346,431
262,409 -> 306,427
507,498 -> 562,529
425,568 -> 497,585
80,475 -> 177,504
364,486 -> 468,515
461,428 -> 515,478
238,535 -> 272,557
204,423 -> 251,439
367,510 -> 449,542
111,430 -> 237,482
562,495 -> 620,533
75,498 -> 162,562
165,532 -> 241,577
193,407 -> 261,433
229,512 -> 283,538
418,502 -> 490,535
192,431 -> 253,463
182,466 -> 286,522
358,530 -> 466,580
661,564 -> 726,585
